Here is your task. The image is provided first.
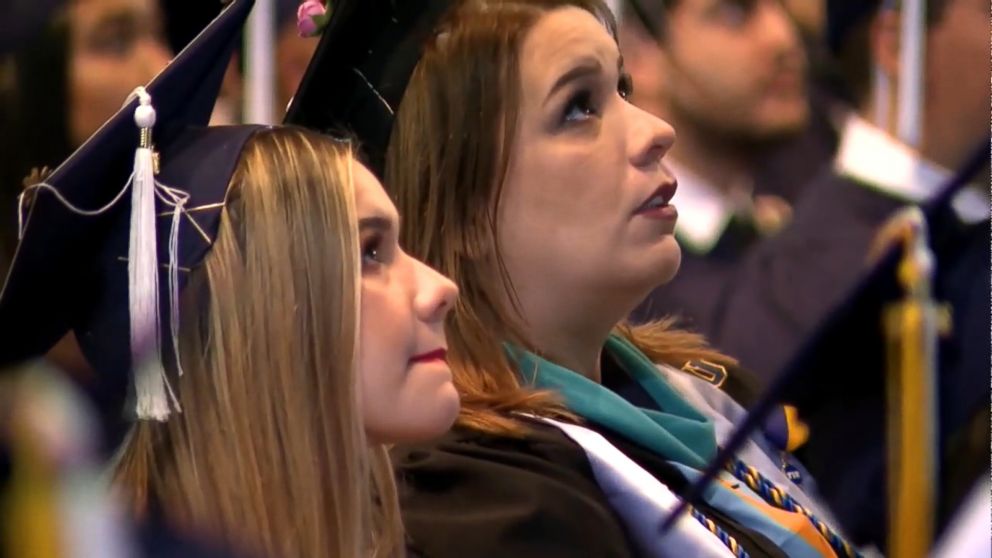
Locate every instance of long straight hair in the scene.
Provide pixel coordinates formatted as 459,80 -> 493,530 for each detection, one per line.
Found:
114,127 -> 403,558
386,0 -> 731,435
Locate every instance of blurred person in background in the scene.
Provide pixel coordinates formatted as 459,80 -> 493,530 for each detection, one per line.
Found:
275,0 -> 319,114
0,0 -> 171,272
1,360 -> 246,557
619,0 -> 831,342
704,1 -> 990,546
711,0 -> 990,382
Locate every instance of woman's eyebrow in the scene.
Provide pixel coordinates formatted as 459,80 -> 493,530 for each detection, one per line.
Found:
358,215 -> 393,233
544,58 -> 603,105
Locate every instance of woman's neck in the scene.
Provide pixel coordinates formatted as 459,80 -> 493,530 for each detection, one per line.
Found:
503,262 -> 642,384
515,298 -> 622,383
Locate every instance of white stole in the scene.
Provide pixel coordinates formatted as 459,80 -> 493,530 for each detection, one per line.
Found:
536,417 -> 735,558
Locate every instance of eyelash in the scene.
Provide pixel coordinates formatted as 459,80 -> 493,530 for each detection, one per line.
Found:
618,71 -> 633,100
560,72 -> 634,125
562,89 -> 597,123
361,233 -> 385,271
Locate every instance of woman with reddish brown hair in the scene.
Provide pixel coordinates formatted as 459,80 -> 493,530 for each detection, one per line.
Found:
289,1 -> 860,556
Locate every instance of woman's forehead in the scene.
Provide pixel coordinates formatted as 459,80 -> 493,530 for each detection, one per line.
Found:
353,159 -> 399,220
520,7 -> 619,83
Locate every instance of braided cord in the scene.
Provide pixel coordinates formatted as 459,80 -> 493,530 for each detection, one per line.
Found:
689,507 -> 750,558
728,459 -> 862,558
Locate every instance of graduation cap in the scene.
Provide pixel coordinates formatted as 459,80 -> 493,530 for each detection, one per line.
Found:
664,136 -> 991,555
283,0 -> 453,177
159,0 -> 228,54
0,0 -> 261,422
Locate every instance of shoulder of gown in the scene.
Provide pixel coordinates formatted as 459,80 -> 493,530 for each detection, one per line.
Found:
392,423 -> 639,558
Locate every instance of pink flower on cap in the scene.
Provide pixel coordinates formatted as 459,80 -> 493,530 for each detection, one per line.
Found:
297,0 -> 328,37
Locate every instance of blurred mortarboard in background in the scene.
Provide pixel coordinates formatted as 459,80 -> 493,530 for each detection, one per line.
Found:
284,0 -> 452,177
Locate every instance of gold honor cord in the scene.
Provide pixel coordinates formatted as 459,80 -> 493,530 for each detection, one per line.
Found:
877,208 -> 944,558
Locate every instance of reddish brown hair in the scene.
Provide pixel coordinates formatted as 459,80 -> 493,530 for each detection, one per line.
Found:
386,0 -> 731,436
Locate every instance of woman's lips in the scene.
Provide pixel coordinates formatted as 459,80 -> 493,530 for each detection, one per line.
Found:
409,348 -> 447,364
634,181 -> 678,214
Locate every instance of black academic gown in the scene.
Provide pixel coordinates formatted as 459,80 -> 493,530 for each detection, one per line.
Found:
632,85 -> 840,338
393,353 -> 788,558
710,169 -> 905,381
751,85 -> 841,205
394,421 -> 787,558
632,215 -> 764,333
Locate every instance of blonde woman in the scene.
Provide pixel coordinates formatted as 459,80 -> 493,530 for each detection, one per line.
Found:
108,126 -> 458,558
0,3 -> 458,557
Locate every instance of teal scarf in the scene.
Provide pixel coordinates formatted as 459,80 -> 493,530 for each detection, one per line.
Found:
510,334 -> 717,470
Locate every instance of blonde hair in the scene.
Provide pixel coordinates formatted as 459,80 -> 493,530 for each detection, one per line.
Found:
114,127 -> 403,558
386,0 -> 732,436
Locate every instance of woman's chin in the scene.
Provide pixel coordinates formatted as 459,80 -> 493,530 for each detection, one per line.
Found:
367,385 -> 461,445
616,239 -> 682,294
433,381 -> 462,433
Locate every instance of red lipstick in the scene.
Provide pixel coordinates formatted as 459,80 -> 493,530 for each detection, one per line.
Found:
410,348 -> 447,364
634,181 -> 679,221
634,181 -> 678,214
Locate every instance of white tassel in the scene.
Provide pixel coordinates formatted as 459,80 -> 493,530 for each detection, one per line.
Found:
128,88 -> 177,421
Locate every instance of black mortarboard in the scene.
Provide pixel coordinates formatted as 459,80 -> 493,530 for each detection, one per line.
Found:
0,0 -> 261,421
159,0 -> 227,54
665,138 -> 991,552
283,0 -> 452,177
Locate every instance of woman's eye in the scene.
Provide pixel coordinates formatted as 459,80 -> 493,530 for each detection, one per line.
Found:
562,90 -> 597,124
361,234 -> 384,271
713,0 -> 754,27
88,19 -> 139,57
618,72 -> 633,100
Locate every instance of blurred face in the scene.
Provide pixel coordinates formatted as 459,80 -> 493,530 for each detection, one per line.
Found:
352,162 -> 460,444
921,0 -> 989,172
780,0 -> 824,39
497,7 -> 680,313
69,0 -> 172,145
657,0 -> 808,141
